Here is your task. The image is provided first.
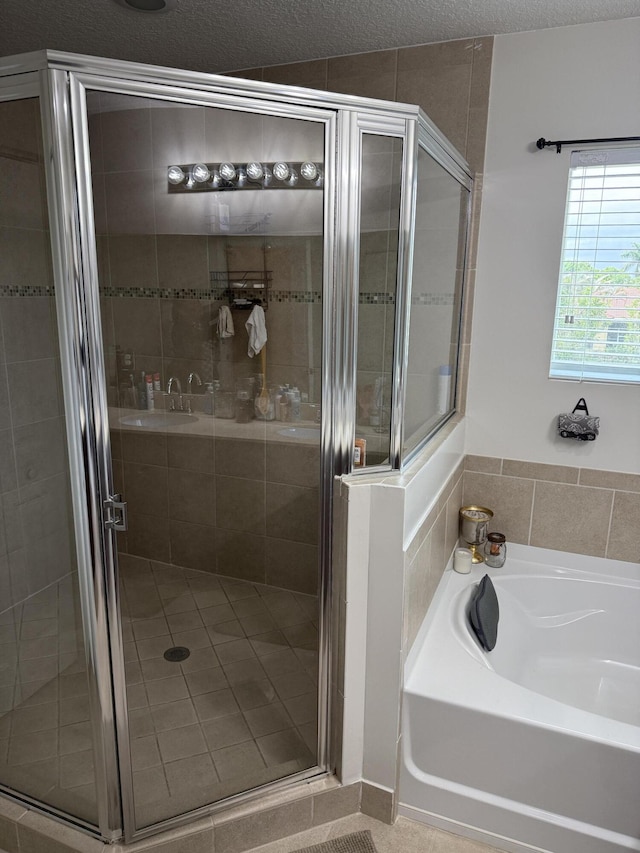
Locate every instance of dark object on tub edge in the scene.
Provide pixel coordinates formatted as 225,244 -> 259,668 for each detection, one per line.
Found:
468,574 -> 499,651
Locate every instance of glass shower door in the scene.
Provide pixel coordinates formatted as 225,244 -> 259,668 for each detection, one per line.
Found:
82,84 -> 328,832
0,91 -> 100,827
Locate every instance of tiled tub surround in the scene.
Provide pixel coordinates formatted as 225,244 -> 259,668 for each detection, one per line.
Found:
463,455 -> 640,563
403,452 -> 640,660
403,459 -> 464,655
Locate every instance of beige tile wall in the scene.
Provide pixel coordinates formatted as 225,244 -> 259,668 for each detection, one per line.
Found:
402,460 -> 464,654
0,99 -> 79,610
232,37 -> 493,175
464,455 -> 640,563
402,451 -> 640,661
90,96 -> 325,593
234,38 -> 493,459
112,430 -> 320,595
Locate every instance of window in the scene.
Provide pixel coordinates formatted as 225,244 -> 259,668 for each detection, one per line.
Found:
550,147 -> 640,383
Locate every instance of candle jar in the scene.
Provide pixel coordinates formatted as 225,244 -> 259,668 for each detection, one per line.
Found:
484,532 -> 507,568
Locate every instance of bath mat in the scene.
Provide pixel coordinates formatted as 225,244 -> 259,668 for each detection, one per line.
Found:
292,829 -> 378,853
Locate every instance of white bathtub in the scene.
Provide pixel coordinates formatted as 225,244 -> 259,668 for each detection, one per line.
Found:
399,544 -> 640,853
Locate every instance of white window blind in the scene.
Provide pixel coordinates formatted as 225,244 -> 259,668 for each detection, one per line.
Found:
550,147 -> 640,383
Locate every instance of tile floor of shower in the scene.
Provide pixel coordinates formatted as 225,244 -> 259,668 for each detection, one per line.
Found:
0,553 -> 318,828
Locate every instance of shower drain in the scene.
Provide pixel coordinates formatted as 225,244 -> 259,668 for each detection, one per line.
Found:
163,646 -> 190,662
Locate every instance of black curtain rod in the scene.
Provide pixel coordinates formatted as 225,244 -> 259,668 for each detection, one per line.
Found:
536,135 -> 640,154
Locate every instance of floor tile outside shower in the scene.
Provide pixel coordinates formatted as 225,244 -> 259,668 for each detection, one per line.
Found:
0,553 -> 318,829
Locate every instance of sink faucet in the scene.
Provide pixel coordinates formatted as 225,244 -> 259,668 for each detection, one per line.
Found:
185,373 -> 203,414
167,377 -> 183,411
188,372 -> 202,392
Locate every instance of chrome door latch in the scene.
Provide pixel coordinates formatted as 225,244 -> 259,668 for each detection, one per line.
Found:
104,494 -> 128,532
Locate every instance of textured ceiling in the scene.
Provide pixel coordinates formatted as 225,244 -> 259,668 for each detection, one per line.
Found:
1,0 -> 639,74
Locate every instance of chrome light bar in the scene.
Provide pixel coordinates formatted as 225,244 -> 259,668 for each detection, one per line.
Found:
167,161 -> 324,191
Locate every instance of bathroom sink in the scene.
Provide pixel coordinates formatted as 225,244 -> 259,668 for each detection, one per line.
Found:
119,411 -> 198,429
277,427 -> 321,440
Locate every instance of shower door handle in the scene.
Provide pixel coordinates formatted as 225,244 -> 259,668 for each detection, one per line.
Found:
103,494 -> 128,532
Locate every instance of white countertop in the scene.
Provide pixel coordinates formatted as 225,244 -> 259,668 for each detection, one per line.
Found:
109,405 -> 323,444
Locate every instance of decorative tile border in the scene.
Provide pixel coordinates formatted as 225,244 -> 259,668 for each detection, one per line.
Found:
360,293 -> 395,305
100,286 -> 223,299
0,285 -> 55,297
411,293 -> 455,306
0,284 -> 454,308
271,290 -> 322,303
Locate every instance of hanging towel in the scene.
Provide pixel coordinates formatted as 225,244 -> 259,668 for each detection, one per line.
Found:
245,304 -> 267,357
217,305 -> 235,338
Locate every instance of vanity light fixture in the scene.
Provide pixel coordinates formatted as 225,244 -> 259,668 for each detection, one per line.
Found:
167,165 -> 185,185
272,162 -> 291,181
191,163 -> 211,183
273,162 -> 299,186
246,161 -> 264,182
219,162 -> 237,181
166,161 -> 323,193
300,161 -> 318,181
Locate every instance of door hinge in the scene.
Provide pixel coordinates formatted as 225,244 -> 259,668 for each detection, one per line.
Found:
104,494 -> 128,532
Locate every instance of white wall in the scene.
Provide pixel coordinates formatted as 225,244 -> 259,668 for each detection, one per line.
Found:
467,18 -> 640,473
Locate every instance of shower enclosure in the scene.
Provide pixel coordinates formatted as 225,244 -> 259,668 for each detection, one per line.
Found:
0,51 -> 472,843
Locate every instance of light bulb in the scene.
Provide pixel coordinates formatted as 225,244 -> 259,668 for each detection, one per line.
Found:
167,165 -> 185,185
246,162 -> 264,182
192,163 -> 210,183
273,162 -> 290,181
300,162 -> 318,181
219,162 -> 236,181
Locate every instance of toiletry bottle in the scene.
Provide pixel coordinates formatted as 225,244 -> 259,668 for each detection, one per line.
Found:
203,383 -> 214,415
127,373 -> 138,409
145,374 -> 154,411
138,371 -> 147,409
437,365 -> 452,414
279,385 -> 291,422
290,387 -> 301,422
153,372 -> 161,393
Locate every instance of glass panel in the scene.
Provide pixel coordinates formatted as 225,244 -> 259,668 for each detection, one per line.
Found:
86,91 -> 324,829
0,97 -> 98,825
355,134 -> 402,468
402,144 -> 469,459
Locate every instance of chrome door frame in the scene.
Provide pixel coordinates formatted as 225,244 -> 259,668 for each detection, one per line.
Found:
40,67 -> 124,841
67,66 -> 340,842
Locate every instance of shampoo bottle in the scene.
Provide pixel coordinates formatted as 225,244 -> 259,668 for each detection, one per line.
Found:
145,374 -> 154,411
